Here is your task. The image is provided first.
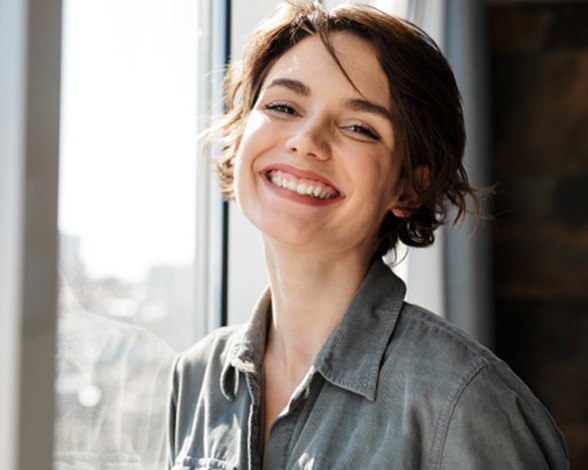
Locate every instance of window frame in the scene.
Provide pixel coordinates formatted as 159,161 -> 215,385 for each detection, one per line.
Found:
0,0 -> 227,468
0,0 -> 62,468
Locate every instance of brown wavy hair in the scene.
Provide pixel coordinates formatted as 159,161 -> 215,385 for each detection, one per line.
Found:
216,0 -> 482,256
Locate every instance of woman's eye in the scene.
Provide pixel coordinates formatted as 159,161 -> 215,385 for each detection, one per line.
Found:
265,102 -> 297,115
347,124 -> 380,141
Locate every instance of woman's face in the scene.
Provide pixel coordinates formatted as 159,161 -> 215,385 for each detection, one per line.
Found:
234,32 -> 406,259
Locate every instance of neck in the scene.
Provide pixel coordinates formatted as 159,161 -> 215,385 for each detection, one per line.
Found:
260,237 -> 376,447
262,238 -> 373,380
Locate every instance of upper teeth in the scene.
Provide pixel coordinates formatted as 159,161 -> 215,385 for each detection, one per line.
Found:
269,170 -> 337,200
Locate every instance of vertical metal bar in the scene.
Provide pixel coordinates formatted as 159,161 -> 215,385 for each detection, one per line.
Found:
19,0 -> 62,465
220,0 -> 232,327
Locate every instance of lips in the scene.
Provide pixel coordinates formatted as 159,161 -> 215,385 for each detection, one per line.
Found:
261,165 -> 342,201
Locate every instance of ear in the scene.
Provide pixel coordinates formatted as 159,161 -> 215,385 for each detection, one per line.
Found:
389,166 -> 429,218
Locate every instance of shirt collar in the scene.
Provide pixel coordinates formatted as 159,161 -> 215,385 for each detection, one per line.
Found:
313,258 -> 406,401
220,289 -> 270,400
221,258 -> 406,402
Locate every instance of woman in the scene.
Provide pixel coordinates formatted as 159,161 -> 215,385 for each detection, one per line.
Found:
168,1 -> 568,468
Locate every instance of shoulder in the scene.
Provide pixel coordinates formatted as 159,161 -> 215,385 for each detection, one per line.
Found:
380,302 -> 503,430
177,325 -> 241,366
386,302 -> 499,379
385,303 -> 568,469
437,359 -> 569,469
171,325 -> 243,395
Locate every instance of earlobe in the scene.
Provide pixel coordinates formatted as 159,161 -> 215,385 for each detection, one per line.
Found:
390,195 -> 418,218
390,206 -> 413,218
389,166 -> 429,218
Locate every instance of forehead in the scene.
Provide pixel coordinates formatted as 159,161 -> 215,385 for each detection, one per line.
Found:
261,32 -> 391,109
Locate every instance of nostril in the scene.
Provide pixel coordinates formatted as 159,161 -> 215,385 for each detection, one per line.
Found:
285,129 -> 330,160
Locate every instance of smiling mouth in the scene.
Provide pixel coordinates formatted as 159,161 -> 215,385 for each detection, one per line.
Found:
266,170 -> 341,200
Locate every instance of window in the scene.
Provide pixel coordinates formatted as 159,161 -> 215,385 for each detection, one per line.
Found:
56,1 -> 220,467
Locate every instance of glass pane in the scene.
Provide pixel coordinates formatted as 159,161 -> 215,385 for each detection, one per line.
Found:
56,1 -> 204,468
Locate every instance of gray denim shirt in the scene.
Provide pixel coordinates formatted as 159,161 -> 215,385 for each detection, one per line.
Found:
168,259 -> 568,469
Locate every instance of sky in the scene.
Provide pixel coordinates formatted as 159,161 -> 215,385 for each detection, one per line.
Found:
59,0 -> 199,281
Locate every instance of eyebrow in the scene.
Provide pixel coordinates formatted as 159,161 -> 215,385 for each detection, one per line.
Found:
265,78 -> 310,96
265,77 -> 392,122
345,98 -> 393,122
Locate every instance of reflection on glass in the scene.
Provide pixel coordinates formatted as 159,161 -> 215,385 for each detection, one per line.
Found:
57,1 -> 201,468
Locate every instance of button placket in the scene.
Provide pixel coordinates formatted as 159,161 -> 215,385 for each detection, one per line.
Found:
244,369 -> 263,470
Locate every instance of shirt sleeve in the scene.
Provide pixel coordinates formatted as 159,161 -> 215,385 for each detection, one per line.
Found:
437,362 -> 569,470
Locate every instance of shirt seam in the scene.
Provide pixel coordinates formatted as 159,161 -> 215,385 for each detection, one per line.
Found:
428,359 -> 499,470
399,307 -> 495,360
394,312 -> 501,470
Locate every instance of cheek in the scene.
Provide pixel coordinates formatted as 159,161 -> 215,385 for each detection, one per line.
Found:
234,114 -> 272,166
360,159 -> 401,206
233,112 -> 281,184
233,136 -> 263,206
233,149 -> 250,205
241,111 -> 270,140
350,150 -> 397,184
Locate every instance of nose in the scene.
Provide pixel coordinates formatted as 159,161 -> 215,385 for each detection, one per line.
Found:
285,118 -> 331,161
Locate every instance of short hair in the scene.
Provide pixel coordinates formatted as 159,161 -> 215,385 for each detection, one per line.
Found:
216,0 -> 481,256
